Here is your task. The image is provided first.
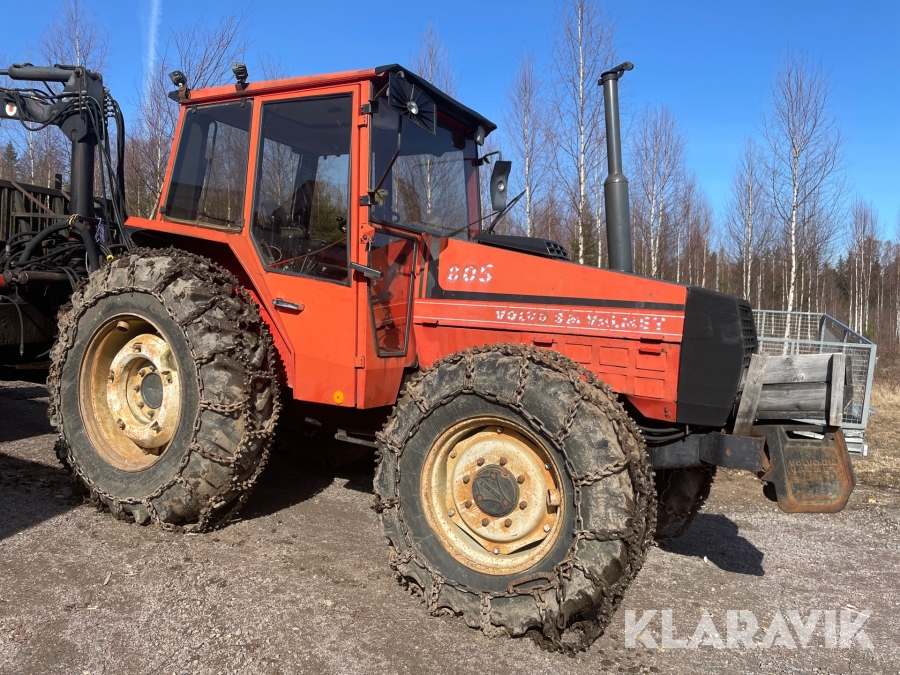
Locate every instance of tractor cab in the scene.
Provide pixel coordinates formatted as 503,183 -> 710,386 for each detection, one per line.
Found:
131,65 -> 503,411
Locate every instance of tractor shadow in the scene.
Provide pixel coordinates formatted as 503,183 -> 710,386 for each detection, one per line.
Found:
0,381 -> 53,443
659,513 -> 765,576
239,428 -> 376,522
0,380 -> 81,541
0,452 -> 81,541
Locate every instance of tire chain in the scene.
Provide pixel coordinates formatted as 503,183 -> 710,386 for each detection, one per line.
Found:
47,247 -> 281,533
373,343 -> 656,654
654,465 -> 717,543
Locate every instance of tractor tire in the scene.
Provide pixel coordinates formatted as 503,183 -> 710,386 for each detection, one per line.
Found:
653,466 -> 716,541
374,344 -> 655,653
47,248 -> 280,532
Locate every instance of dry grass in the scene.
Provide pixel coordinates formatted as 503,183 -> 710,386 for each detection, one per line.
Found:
853,380 -> 900,489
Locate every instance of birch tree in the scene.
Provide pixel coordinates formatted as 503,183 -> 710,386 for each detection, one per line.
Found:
726,139 -> 767,300
629,104 -> 685,278
411,23 -> 457,96
39,0 -> 108,71
551,0 -> 614,264
125,14 -> 248,217
503,51 -> 549,238
1,0 -> 108,188
762,50 -> 844,334
848,199 -> 880,334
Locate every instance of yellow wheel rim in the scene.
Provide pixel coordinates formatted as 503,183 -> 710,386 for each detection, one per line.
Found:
421,417 -> 565,576
79,314 -> 183,471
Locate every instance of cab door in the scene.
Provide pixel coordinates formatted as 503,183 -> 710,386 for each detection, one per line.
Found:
246,87 -> 361,407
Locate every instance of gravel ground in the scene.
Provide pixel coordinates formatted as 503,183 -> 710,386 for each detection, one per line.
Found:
1,379 -> 899,675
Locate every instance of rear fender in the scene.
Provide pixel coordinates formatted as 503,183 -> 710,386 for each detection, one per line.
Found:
130,228 -> 292,387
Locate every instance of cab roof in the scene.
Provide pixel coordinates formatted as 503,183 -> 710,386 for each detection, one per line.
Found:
171,63 -> 497,135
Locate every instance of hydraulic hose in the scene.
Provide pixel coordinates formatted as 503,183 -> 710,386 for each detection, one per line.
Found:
16,218 -> 99,273
69,220 -> 100,272
16,223 -> 70,267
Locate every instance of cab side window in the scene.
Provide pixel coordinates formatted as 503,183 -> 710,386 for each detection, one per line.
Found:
164,101 -> 252,228
251,95 -> 352,283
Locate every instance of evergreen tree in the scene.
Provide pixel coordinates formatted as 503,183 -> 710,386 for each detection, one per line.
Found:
0,142 -> 18,181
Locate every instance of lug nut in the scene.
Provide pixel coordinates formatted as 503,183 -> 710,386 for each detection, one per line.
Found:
543,524 -> 551,533
501,468 -> 509,477
465,500 -> 473,508
462,475 -> 470,484
499,457 -> 507,466
117,418 -> 125,430
448,509 -> 455,517
116,321 -> 130,332
138,368 -> 147,377
496,427 -> 503,434
519,500 -> 527,510
449,450 -> 457,459
150,422 -> 161,433
544,463 -> 550,470
137,401 -> 144,408
476,458 -> 485,466
517,475 -> 525,484
493,547 -> 500,555
147,410 -> 155,419
133,385 -> 140,392
504,518 -> 512,528
481,518 -> 489,527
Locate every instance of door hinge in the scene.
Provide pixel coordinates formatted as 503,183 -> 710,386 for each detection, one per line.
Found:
354,356 -> 366,368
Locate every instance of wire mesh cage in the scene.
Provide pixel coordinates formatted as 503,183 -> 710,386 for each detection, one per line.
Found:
753,310 -> 876,454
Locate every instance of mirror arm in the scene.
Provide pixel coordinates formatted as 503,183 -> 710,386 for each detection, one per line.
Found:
485,190 -> 526,234
474,150 -> 501,167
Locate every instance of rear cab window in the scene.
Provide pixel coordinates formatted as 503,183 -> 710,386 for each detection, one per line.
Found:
163,101 -> 253,228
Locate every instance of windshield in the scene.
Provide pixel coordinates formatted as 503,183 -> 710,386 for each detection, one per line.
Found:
370,96 -> 480,238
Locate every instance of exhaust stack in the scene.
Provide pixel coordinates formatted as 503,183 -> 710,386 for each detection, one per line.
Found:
600,62 -> 634,273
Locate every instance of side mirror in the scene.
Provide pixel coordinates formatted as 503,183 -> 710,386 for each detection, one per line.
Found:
490,160 -> 512,212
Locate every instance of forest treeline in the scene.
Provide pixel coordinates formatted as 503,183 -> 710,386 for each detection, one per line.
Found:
1,0 -> 896,350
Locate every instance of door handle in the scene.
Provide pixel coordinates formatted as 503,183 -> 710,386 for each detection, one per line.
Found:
273,298 -> 304,312
349,262 -> 383,280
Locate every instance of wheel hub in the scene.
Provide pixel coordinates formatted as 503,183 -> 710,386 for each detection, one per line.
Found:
140,371 -> 164,409
471,464 -> 519,517
106,334 -> 181,450
422,419 -> 565,575
80,315 -> 182,472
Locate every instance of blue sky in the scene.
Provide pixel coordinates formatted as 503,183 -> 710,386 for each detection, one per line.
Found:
3,0 -> 899,232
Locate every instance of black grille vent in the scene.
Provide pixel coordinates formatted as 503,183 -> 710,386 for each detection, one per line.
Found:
544,240 -> 570,261
739,302 -> 758,369
474,233 -> 570,261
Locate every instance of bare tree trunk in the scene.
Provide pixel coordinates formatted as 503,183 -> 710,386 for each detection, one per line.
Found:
762,50 -> 845,338
551,0 -> 613,265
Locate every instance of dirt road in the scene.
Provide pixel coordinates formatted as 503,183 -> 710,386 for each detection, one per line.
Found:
1,379 -> 898,675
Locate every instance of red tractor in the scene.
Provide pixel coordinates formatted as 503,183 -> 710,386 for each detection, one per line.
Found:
0,61 -> 854,650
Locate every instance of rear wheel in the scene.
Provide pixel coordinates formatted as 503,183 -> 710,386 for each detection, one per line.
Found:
654,466 -> 716,541
48,249 -> 280,531
374,344 -> 655,652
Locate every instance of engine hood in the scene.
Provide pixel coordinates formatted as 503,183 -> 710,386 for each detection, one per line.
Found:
418,237 -> 688,342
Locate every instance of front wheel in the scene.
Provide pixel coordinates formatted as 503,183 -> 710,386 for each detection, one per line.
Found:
48,249 -> 280,531
374,345 -> 655,652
